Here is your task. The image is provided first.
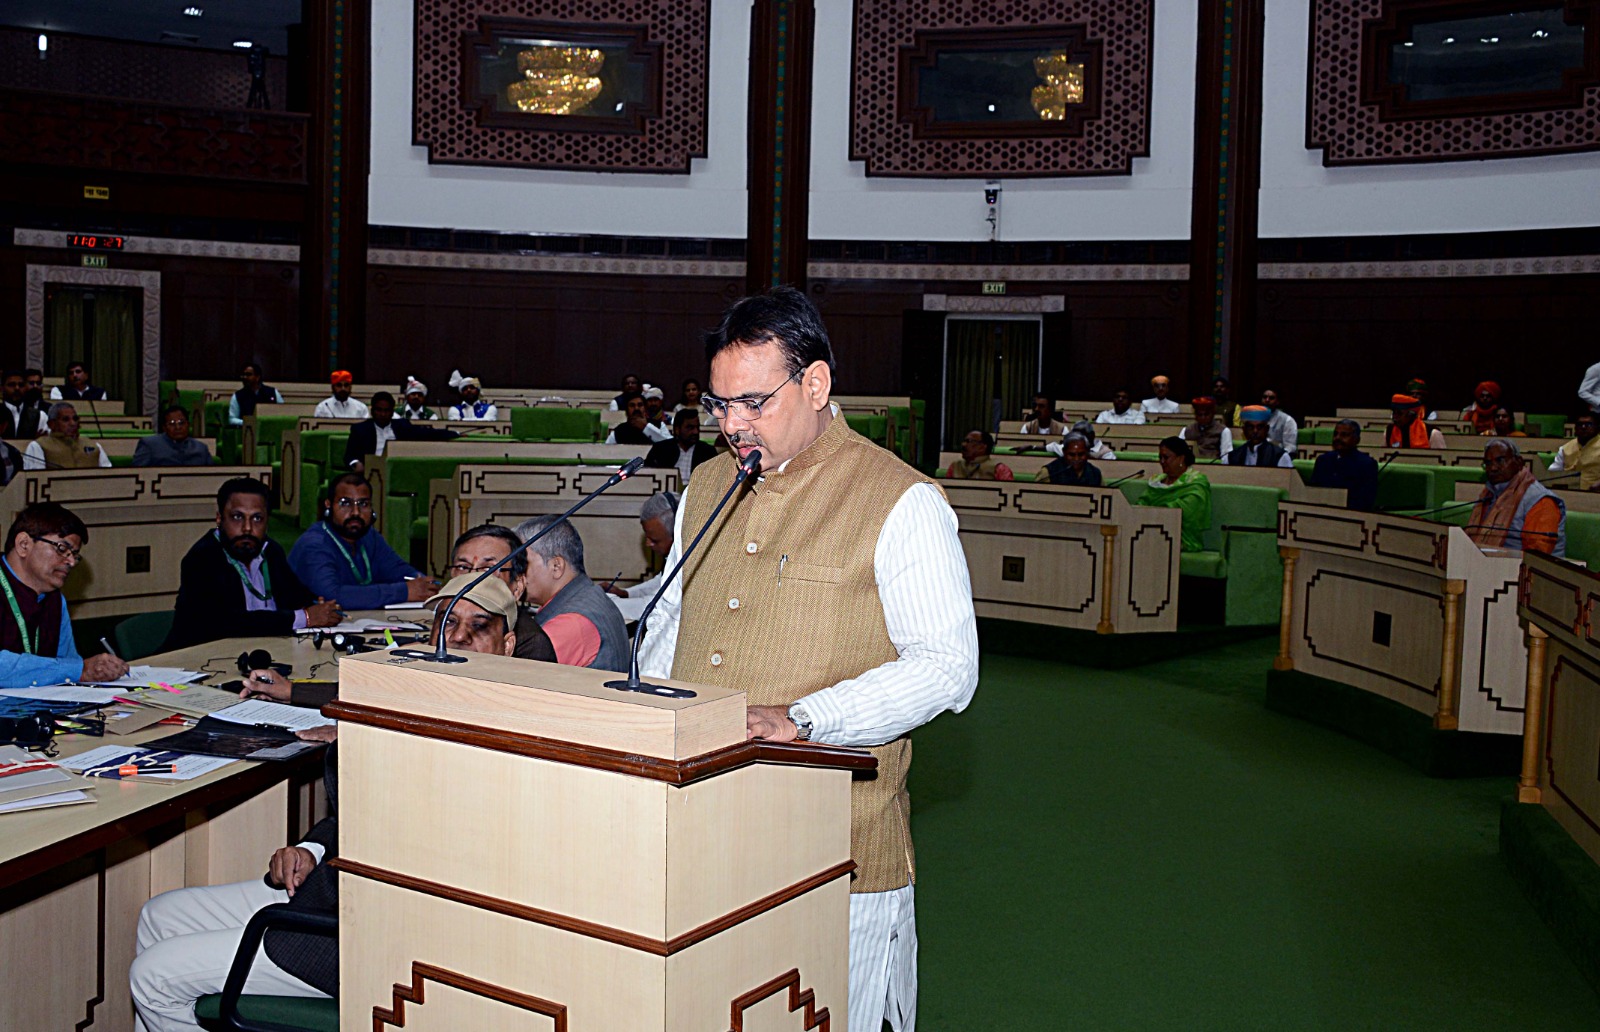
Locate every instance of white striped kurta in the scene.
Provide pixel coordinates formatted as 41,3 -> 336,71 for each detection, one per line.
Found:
640,479 -> 979,1032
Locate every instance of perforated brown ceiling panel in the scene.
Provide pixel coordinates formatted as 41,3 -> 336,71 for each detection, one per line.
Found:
849,0 -> 1154,178
1307,0 -> 1600,166
412,0 -> 709,173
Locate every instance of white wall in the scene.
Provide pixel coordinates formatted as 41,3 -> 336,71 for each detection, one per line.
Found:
367,0 -> 747,237
1259,2 -> 1600,238
806,0 -> 1198,242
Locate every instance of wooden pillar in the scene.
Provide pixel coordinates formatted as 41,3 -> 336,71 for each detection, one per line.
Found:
1435,579 -> 1466,730
1097,525 -> 1118,634
1518,624 -> 1550,803
746,0 -> 816,294
1274,547 -> 1298,671
1187,0 -> 1266,385
301,0 -> 371,379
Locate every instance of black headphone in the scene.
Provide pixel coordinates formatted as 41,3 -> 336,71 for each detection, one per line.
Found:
309,631 -> 376,655
237,648 -> 292,677
0,711 -> 57,749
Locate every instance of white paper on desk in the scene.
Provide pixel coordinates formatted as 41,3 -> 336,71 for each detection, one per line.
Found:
0,683 -> 124,704
84,666 -> 208,688
384,602 -> 432,612
609,593 -> 648,623
58,745 -> 236,781
0,789 -> 94,813
124,684 -> 246,718
303,618 -> 426,634
211,699 -> 335,732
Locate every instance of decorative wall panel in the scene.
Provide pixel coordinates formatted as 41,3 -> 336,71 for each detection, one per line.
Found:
1307,0 -> 1600,165
411,0 -> 710,172
848,1 -> 1154,178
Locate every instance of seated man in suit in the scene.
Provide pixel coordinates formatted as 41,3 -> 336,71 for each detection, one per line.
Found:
946,430 -> 1014,480
130,574 -> 517,1031
0,502 -> 128,688
166,477 -> 341,649
1309,419 -> 1379,511
50,361 -> 109,401
1044,432 -> 1103,486
1225,406 -> 1293,467
444,525 -> 557,663
516,515 -> 631,671
0,368 -> 46,438
133,406 -> 214,467
290,473 -> 439,610
644,409 -> 716,480
341,391 -> 457,473
606,394 -> 654,445
227,363 -> 284,426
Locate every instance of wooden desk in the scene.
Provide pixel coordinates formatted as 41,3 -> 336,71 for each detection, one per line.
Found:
88,436 -> 217,460
1304,414 -> 1475,435
1275,503 -> 1527,734
943,480 -> 1182,634
1454,481 -> 1600,514
1516,552 -> 1600,863
951,452 -> 1346,505
0,466 -> 272,620
0,635 -> 335,1032
424,463 -> 681,581
1299,437 -> 1568,468
364,441 -> 651,539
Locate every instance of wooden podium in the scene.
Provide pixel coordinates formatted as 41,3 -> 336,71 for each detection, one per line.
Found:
326,651 -> 872,1030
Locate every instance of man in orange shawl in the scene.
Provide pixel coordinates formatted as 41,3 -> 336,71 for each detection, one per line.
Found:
1461,381 -> 1501,434
1386,394 -> 1445,449
1466,439 -> 1565,556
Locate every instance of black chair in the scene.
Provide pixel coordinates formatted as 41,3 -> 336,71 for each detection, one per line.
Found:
193,903 -> 339,1032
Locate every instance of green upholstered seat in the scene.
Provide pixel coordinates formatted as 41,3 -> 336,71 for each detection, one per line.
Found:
1297,426 -> 1334,446
510,407 -> 600,442
113,611 -> 176,661
1179,550 -> 1228,579
1565,512 -> 1600,568
1373,463 -> 1432,512
1524,413 -> 1568,437
844,413 -> 889,445
194,994 -> 339,1031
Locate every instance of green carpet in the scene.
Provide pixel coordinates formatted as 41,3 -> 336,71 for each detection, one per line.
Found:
908,637 -> 1599,1030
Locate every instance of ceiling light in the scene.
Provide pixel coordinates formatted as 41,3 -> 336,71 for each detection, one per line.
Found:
36,33 -> 47,53
1402,41 -> 1414,47
1532,29 -> 1550,38
1442,36 -> 1456,44
183,6 -> 202,16
987,104 -> 996,113
232,39 -> 253,48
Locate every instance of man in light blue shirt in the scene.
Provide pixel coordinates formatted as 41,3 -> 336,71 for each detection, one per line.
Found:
0,502 -> 128,687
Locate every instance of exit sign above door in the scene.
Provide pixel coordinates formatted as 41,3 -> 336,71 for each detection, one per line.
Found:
981,281 -> 1006,295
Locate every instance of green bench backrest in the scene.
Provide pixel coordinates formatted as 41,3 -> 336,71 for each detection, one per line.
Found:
844,413 -> 889,444
1202,483 -> 1282,552
510,407 -> 601,442
1565,511 -> 1600,568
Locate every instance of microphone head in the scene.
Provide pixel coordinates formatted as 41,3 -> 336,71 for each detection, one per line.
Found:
739,449 -> 763,475
618,456 -> 646,477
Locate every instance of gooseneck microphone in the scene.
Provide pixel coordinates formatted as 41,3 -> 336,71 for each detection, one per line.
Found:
1105,468 -> 1147,488
401,456 -> 646,663
606,449 -> 762,699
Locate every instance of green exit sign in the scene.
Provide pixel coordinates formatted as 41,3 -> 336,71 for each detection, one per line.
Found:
81,254 -> 108,269
981,281 -> 1006,295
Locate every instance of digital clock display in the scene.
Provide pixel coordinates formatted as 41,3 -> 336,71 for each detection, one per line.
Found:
67,235 -> 125,250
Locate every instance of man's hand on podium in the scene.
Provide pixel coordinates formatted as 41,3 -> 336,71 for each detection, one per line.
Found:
268,845 -> 317,897
746,705 -> 798,742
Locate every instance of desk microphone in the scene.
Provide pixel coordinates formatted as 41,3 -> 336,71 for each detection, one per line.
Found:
1374,449 -> 1401,477
606,449 -> 762,699
1105,468 -> 1147,488
403,456 -> 646,663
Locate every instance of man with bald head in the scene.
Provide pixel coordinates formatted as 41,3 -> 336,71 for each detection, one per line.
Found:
1466,439 -> 1565,556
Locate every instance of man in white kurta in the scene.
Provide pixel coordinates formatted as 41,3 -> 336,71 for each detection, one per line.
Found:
638,287 -> 977,1032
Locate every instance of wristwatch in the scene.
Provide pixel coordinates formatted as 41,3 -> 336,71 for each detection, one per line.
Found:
788,702 -> 814,742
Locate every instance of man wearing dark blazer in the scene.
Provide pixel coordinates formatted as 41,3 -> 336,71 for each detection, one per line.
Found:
164,477 -> 340,650
643,408 -> 717,481
0,369 -> 46,439
341,391 -> 457,473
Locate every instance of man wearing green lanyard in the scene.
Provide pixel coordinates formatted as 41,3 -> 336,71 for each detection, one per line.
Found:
288,473 -> 440,610
0,502 -> 129,687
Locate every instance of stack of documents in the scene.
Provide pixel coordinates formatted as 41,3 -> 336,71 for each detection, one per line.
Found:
0,744 -> 95,813
58,745 -> 236,783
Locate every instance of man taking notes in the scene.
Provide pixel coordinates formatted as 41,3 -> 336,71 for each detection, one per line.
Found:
638,286 -> 978,1032
0,502 -> 128,687
289,473 -> 439,610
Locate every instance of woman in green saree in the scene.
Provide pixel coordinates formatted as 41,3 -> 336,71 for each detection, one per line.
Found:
1136,436 -> 1212,552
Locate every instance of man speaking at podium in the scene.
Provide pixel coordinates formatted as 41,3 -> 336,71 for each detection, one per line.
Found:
639,287 -> 978,1032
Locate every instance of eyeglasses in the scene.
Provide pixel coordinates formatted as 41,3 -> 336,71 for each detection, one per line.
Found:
449,562 -> 507,575
332,498 -> 373,511
33,536 -> 82,562
700,372 -> 800,422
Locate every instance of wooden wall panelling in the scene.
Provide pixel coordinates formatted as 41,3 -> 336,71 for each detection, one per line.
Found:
747,0 -> 816,292
364,266 -> 744,393
1253,274 -> 1600,419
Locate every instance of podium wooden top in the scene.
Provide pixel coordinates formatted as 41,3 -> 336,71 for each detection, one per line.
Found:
337,650 -> 747,761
